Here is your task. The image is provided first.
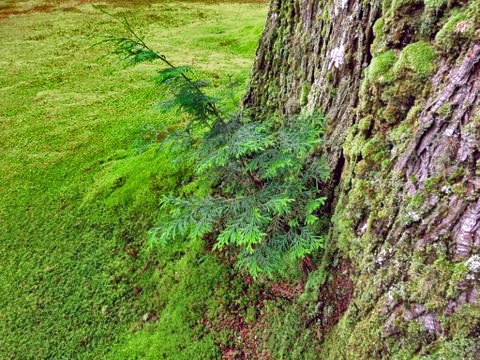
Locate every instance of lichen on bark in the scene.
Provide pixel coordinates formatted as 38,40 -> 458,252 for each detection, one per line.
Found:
244,0 -> 480,357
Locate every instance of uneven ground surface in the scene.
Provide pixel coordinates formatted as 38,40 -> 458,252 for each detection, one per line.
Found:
0,1 -> 268,358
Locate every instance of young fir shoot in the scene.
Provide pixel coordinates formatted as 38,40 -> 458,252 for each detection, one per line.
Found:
152,114 -> 330,279
94,5 -> 224,131
98,10 -> 330,279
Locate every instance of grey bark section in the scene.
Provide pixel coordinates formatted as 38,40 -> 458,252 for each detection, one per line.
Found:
244,0 -> 380,170
404,45 -> 480,259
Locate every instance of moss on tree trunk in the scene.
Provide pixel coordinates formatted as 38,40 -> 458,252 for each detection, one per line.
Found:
245,0 -> 480,357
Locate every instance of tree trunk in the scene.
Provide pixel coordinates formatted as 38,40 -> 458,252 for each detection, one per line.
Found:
245,0 -> 480,357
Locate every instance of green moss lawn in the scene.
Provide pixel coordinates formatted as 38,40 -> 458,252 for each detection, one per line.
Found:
0,1 -> 267,358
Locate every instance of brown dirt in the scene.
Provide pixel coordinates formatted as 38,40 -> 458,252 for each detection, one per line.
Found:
0,0 -> 267,21
202,270 -> 308,360
0,2 -> 52,20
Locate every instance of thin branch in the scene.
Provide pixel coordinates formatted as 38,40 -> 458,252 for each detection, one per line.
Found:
96,6 -> 224,124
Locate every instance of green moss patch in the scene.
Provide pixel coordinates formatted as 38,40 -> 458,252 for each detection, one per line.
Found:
393,41 -> 437,79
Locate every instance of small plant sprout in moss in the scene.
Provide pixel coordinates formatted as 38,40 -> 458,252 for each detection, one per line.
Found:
95,6 -> 224,132
152,113 -> 330,279
99,10 -> 331,279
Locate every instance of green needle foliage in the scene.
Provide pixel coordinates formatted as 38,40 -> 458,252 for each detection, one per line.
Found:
153,115 -> 330,278
153,66 -> 222,130
99,10 -> 330,279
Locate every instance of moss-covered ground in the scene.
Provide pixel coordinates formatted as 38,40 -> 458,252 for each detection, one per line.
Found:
0,1 -> 267,358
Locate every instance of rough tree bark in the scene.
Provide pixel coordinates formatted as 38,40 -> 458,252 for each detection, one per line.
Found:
245,0 -> 480,357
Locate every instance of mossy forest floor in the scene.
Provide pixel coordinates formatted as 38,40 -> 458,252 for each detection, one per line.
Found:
0,1 -> 270,358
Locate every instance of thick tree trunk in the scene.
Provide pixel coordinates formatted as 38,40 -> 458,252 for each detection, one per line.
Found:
246,0 -> 480,357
